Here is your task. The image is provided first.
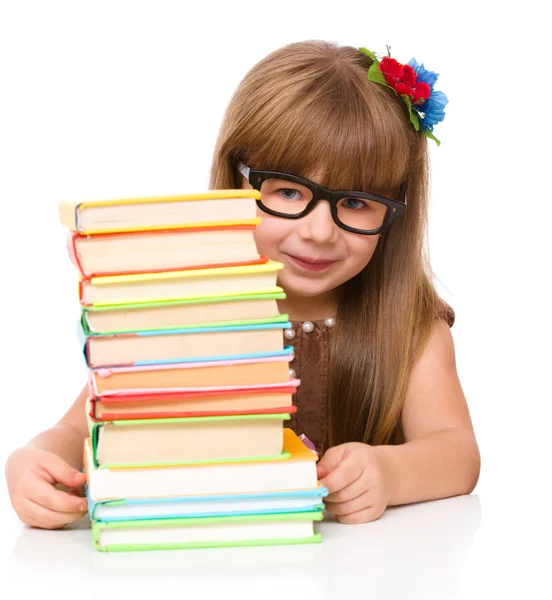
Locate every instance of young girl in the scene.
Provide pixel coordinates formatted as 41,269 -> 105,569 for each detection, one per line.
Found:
5,40 -> 480,529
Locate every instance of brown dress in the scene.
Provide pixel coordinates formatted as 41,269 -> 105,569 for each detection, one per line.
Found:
285,319 -> 332,453
284,306 -> 455,453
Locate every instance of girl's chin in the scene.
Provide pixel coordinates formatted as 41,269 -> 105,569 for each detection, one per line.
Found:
277,274 -> 335,299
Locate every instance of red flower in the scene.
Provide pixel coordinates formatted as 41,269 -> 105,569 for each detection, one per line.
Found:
379,56 -> 431,105
395,81 -> 412,97
412,81 -> 431,104
380,57 -> 403,87
402,64 -> 417,87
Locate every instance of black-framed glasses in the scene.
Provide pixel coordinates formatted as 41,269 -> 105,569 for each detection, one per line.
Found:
236,160 -> 407,235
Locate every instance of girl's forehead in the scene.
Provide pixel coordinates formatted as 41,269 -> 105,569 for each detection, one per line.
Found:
300,170 -> 325,185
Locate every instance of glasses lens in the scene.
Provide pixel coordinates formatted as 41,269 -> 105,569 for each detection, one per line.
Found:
336,197 -> 388,231
260,178 -> 313,215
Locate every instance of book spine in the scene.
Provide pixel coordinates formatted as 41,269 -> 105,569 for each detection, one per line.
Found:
66,231 -> 86,277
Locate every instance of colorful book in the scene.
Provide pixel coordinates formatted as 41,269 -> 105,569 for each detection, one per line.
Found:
59,189 -> 262,235
67,225 -> 266,277
89,353 -> 296,397
79,320 -> 292,368
82,290 -> 286,335
84,428 -> 318,499
90,385 -> 299,420
91,511 -> 323,552
87,487 -> 328,522
87,409 -> 291,468
79,260 -> 284,307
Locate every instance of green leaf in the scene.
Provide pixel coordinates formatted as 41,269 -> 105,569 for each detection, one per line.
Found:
367,62 -> 390,88
359,47 -> 379,63
424,128 -> 441,146
400,94 -> 413,118
409,110 -> 420,131
401,94 -> 421,131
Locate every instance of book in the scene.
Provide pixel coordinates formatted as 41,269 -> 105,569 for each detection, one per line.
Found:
87,487 -> 328,522
84,427 -> 318,499
90,385 -> 299,420
88,412 -> 291,468
59,189 -> 262,235
80,321 -> 292,368
79,260 -> 284,307
82,291 -> 286,334
91,511 -> 323,552
67,226 -> 265,277
89,354 -> 296,396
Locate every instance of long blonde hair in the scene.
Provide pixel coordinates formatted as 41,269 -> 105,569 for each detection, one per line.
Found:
209,40 -> 454,450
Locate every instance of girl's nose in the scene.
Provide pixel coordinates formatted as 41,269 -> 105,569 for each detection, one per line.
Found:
297,200 -> 340,244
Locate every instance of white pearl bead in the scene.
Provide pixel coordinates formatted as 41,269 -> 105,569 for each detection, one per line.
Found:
324,317 -> 336,328
302,321 -> 314,333
289,368 -> 296,378
284,328 -> 296,340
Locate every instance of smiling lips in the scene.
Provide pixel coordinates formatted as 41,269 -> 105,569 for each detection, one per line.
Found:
286,253 -> 337,272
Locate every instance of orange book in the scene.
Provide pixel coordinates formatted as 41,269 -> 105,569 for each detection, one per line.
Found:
91,385 -> 299,420
89,354 -> 296,397
67,225 -> 266,278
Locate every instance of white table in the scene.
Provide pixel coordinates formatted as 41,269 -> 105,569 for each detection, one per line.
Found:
2,493 -> 547,599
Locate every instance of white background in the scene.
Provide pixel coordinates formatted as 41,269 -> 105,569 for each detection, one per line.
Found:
0,1 -> 550,597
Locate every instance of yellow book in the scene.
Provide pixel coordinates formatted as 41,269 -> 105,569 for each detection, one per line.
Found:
80,260 -> 284,306
59,189 -> 261,234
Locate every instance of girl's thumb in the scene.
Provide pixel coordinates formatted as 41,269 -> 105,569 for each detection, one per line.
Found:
41,453 -> 86,488
316,445 -> 346,480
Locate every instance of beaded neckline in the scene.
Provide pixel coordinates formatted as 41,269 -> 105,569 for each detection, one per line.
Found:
285,316 -> 335,338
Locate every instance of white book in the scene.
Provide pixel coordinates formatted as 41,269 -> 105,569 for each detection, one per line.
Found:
92,512 -> 323,551
84,428 -> 318,500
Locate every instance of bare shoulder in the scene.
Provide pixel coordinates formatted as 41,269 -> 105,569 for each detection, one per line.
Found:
401,319 -> 475,441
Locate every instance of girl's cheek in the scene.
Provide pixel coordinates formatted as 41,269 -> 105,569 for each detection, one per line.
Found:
254,215 -> 289,250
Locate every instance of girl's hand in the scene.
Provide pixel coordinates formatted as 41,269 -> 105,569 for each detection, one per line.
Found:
5,447 -> 89,529
316,442 -> 393,524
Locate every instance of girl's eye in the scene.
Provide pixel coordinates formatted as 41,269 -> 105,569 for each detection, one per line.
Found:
278,188 -> 302,201
342,197 -> 369,210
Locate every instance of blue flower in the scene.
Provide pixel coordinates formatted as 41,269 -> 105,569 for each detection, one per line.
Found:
408,58 -> 439,89
407,58 -> 448,131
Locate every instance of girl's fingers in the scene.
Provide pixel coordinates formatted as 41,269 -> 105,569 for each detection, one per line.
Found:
36,453 -> 86,489
324,474 -> 368,503
24,498 -> 87,529
27,479 -> 88,513
67,486 -> 86,498
320,454 -> 363,494
324,489 -> 372,516
336,505 -> 385,525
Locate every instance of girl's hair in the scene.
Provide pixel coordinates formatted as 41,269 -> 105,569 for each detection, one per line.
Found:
209,40 -> 454,450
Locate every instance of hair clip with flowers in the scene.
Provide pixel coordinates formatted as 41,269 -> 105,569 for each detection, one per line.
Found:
359,46 -> 448,145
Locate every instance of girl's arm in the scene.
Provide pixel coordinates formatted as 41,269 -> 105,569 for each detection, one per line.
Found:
377,319 -> 480,505
5,384 -> 91,529
318,319 -> 480,523
25,384 -> 89,472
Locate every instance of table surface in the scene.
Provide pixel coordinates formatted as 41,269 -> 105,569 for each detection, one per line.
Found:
1,492 -> 548,599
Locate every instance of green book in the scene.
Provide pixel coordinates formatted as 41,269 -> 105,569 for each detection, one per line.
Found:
92,510 -> 323,552
87,406 -> 292,469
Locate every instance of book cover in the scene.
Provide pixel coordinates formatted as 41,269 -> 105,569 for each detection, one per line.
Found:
59,189 -> 262,234
91,511 -> 323,552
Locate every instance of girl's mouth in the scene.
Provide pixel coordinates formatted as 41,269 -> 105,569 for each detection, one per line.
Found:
285,253 -> 336,272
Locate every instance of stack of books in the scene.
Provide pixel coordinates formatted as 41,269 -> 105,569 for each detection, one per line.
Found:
59,190 -> 327,552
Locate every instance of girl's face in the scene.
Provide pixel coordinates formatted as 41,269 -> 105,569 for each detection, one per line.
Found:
242,173 -> 381,301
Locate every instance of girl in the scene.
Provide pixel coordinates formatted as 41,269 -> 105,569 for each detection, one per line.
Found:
5,40 -> 480,529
